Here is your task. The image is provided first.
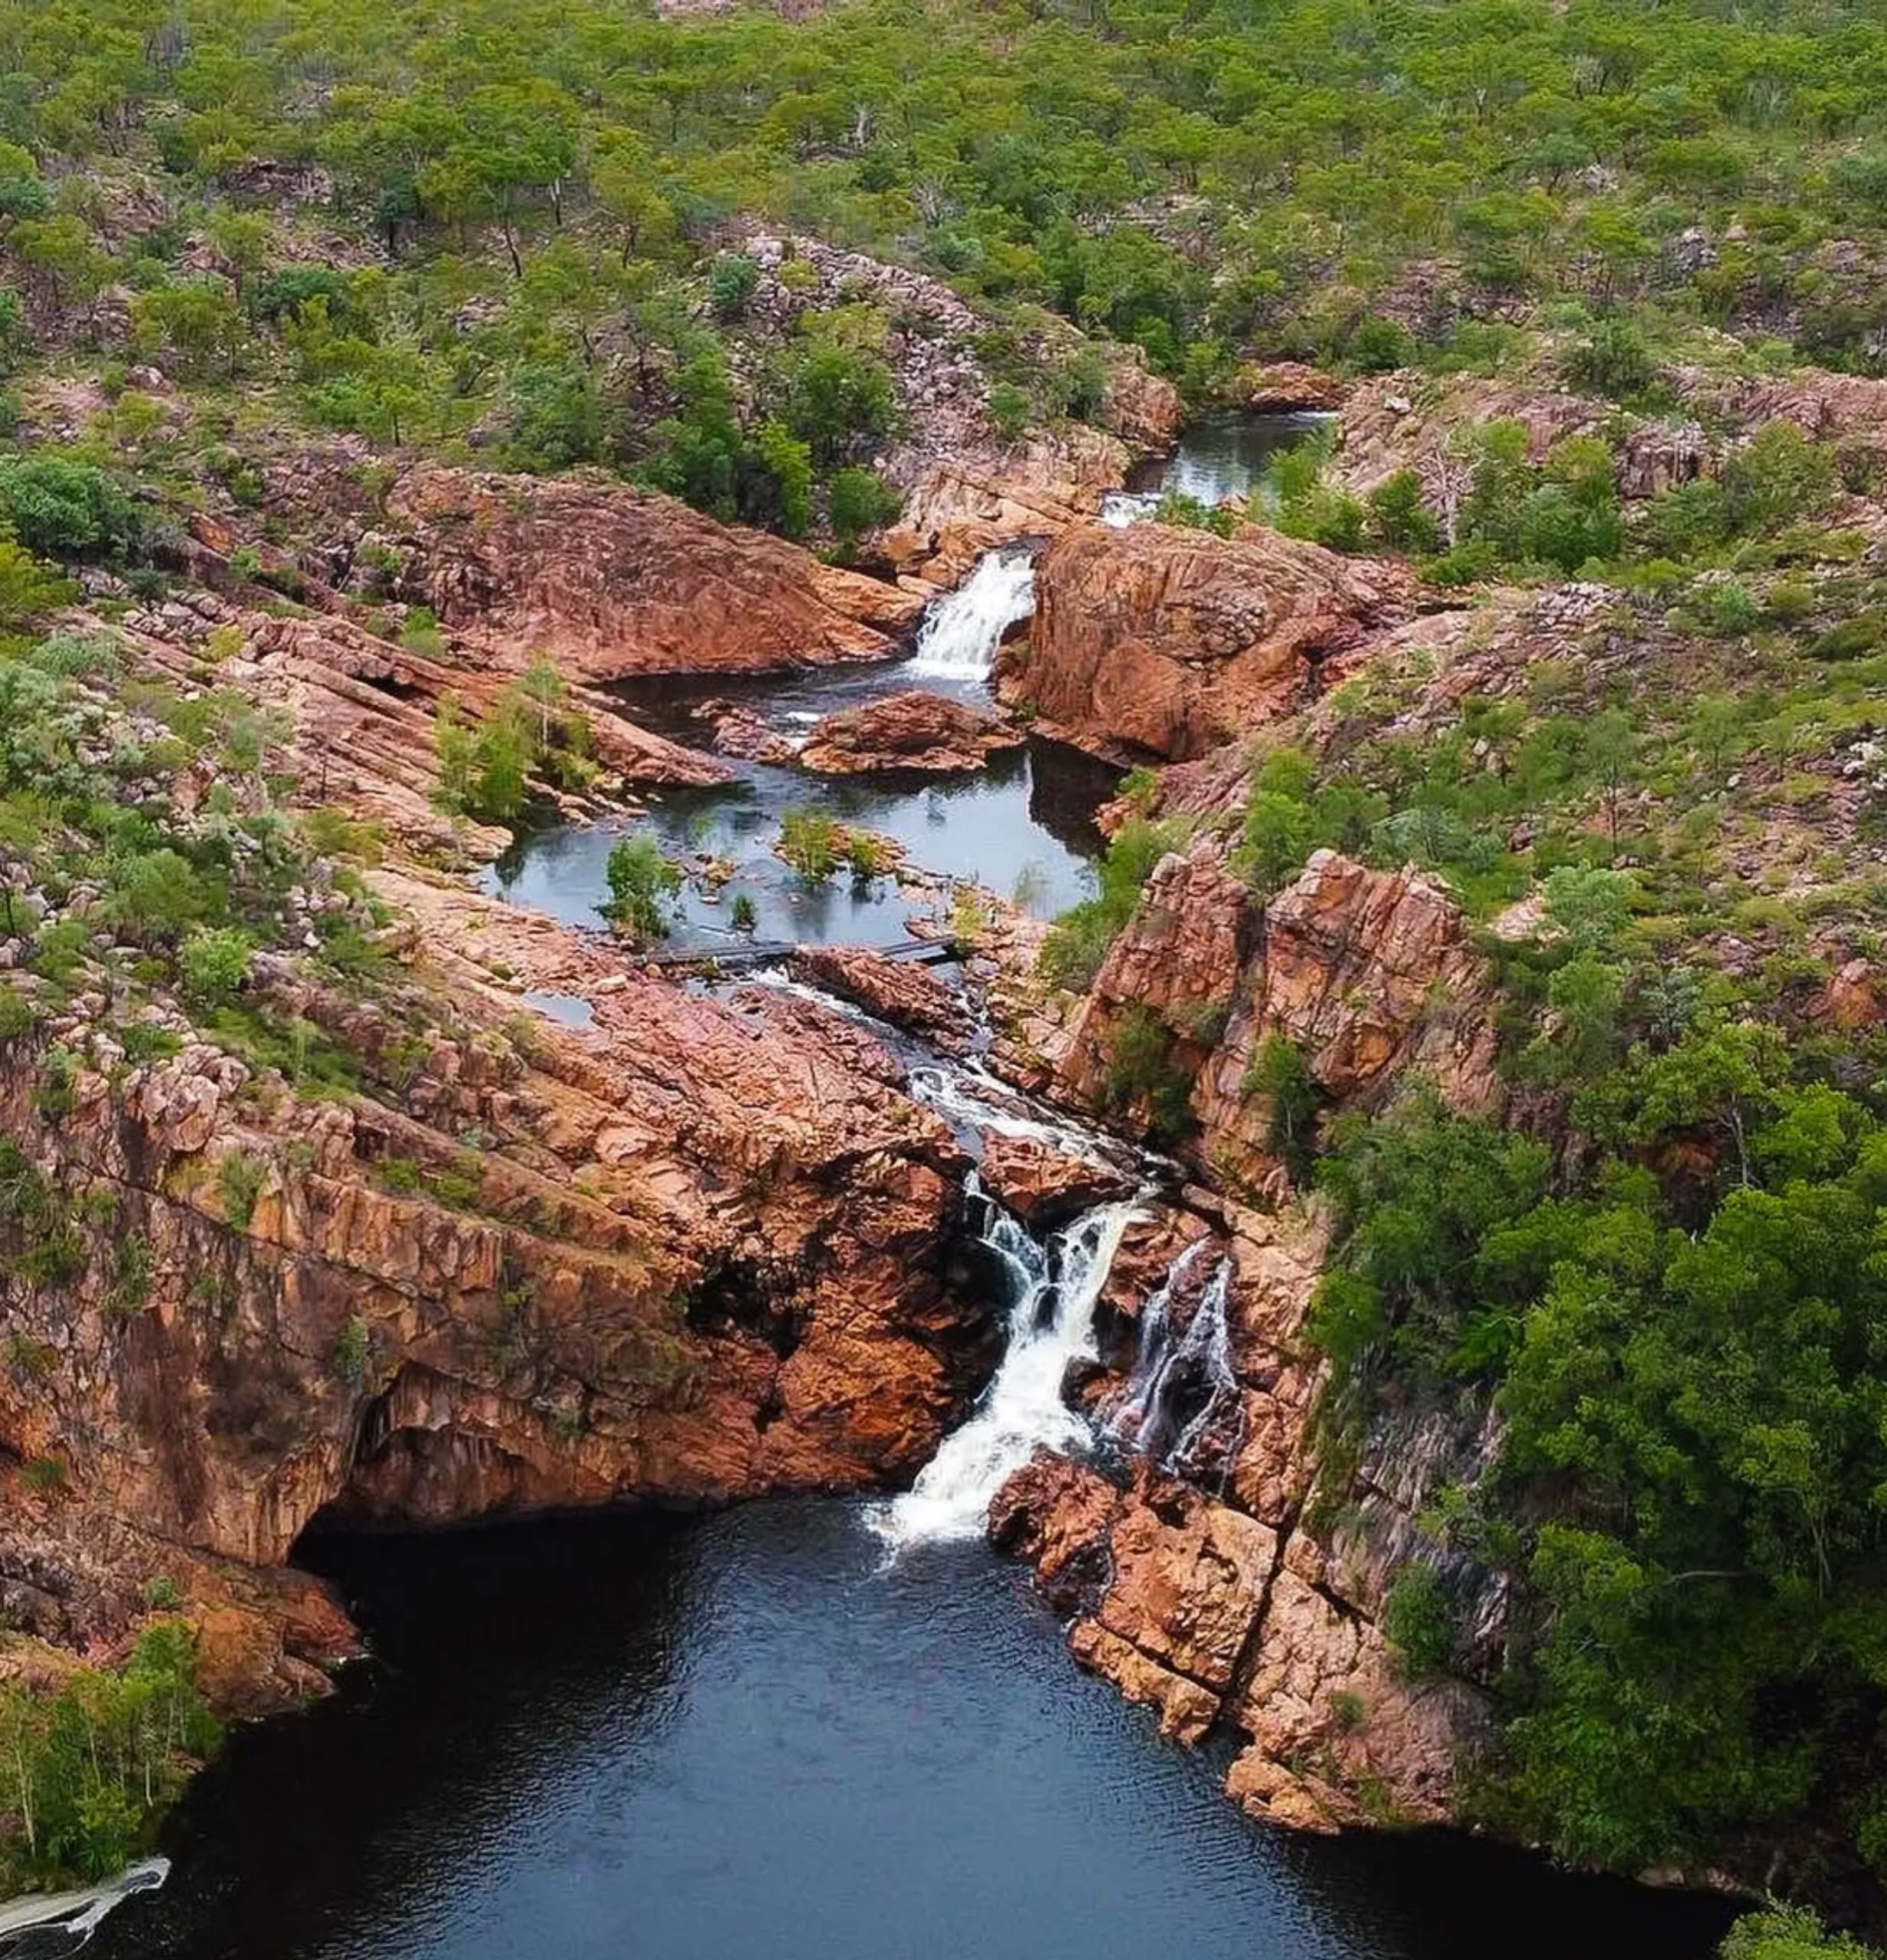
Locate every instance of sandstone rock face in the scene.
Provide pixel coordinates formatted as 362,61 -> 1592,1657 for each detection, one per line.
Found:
884,425 -> 1134,589
1013,522 -> 1415,761
0,822 -> 1007,1712
1059,835 -> 1252,1102
976,1133 -> 1138,1229
1053,843 -> 1500,1193
784,944 -> 975,1051
798,689 -> 1024,775
1193,850 -> 1503,1187
386,465 -> 924,677
1232,362 -> 1348,413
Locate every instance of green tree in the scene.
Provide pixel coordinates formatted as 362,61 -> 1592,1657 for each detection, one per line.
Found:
601,833 -> 682,939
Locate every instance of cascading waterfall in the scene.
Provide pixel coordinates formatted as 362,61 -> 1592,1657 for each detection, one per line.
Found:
870,1179 -> 1138,1552
1110,1249 -> 1244,1481
906,547 -> 1037,681
909,1060 -> 1133,1166
1110,1239 -> 1213,1443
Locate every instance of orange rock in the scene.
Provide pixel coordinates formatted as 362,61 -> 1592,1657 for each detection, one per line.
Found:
797,690 -> 1023,775
387,464 -> 923,677
977,1133 -> 1137,1228
1012,521 -> 1415,761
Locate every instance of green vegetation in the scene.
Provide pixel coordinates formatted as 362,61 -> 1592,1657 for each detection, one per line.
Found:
600,833 -> 684,942
779,807 -> 841,884
10,0 -> 1887,564
1039,816 -> 1186,991
0,1622 -> 218,1885
434,665 -> 596,827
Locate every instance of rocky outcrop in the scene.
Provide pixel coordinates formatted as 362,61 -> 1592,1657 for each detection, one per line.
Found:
107,585 -> 730,866
385,465 -> 926,677
1010,522 -> 1416,761
1231,362 -> 1348,413
1193,850 -> 1503,1185
1052,842 -> 1500,1191
976,1135 -> 1137,1229
784,945 -> 975,1051
1330,372 -> 1710,510
992,1448 -> 1489,1828
798,689 -> 1023,775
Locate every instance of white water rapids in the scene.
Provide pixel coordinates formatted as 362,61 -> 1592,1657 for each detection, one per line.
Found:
905,547 -> 1037,681
871,1184 -> 1138,1551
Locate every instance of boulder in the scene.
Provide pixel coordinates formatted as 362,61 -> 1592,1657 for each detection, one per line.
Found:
1014,521 -> 1415,761
798,689 -> 1024,775
690,697 -> 800,766
977,1132 -> 1137,1228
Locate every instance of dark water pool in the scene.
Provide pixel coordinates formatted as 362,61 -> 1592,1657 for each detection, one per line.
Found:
93,1501 -> 1736,1960
485,658 -> 1119,949
1128,409 -> 1336,507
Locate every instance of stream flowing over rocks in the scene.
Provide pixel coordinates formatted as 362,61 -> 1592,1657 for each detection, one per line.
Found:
10,422 -> 1748,1958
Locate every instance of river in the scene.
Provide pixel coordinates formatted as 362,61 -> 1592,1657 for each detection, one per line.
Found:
81,418 -> 1738,1960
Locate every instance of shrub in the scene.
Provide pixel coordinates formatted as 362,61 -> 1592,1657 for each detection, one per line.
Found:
1347,315 -> 1414,373
730,892 -> 758,934
1039,816 -> 1183,991
1105,1004 -> 1193,1138
827,466 -> 902,547
708,253 -> 761,322
988,382 -> 1032,440
1559,318 -> 1658,400
1722,423 -> 1837,534
600,833 -> 683,940
333,1314 -> 371,1385
779,807 -> 840,882
0,457 -> 142,560
1365,471 -> 1439,554
217,1151 -> 267,1230
1383,1563 -> 1457,1677
1812,614 -> 1885,662
1245,1033 -> 1321,1178
178,926 -> 253,1007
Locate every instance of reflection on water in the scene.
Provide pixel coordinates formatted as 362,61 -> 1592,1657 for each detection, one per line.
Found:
1130,409 -> 1337,505
488,662 -> 1119,949
93,1503 -> 1736,1960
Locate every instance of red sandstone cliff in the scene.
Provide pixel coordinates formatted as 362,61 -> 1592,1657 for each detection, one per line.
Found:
1005,522 -> 1416,761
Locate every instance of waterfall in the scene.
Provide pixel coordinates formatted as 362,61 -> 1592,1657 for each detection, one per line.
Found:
909,1060 -> 1133,1166
870,1180 -> 1138,1552
1110,1249 -> 1244,1481
906,547 -> 1037,682
1110,1239 -> 1213,1444
1099,489 -> 1157,528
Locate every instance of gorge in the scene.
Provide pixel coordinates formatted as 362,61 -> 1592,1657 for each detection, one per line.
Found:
5,7 -> 1887,1954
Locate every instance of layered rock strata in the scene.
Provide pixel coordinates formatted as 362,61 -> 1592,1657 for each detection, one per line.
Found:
1008,521 -> 1417,761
